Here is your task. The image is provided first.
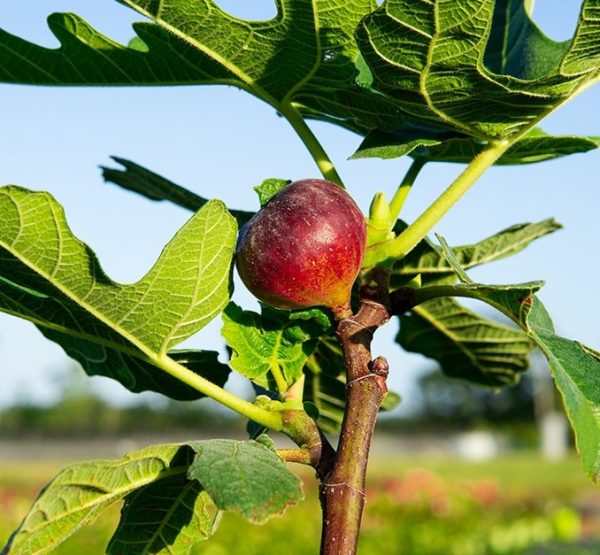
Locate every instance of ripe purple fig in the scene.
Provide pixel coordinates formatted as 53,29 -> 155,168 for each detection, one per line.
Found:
236,179 -> 367,313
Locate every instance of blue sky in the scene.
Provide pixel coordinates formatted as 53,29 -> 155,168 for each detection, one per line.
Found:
0,1 -> 598,413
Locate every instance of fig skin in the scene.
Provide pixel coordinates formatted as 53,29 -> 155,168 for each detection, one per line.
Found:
235,179 -> 367,312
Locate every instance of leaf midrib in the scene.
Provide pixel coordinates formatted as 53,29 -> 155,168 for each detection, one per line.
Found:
411,302 -> 494,371
396,233 -> 555,275
0,303 -> 147,360
419,0 -> 491,139
17,464 -> 187,548
136,480 -> 199,555
0,237 -> 160,363
121,1 -> 280,108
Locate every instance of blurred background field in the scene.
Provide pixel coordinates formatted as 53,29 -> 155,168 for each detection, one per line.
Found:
2,364 -> 600,554
2,453 -> 599,554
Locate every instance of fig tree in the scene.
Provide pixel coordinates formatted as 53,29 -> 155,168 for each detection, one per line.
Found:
235,179 -> 367,314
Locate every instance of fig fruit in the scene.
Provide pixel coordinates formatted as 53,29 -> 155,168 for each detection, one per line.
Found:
235,179 -> 366,312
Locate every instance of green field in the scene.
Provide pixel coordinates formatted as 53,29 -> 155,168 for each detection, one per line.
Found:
2,453 -> 599,554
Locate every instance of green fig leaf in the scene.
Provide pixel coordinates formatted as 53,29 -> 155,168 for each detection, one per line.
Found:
398,297 -> 533,387
221,302 -> 312,389
101,157 -> 254,225
5,1 -> 598,142
357,0 -> 600,140
352,128 -> 600,164
428,239 -> 600,482
3,444 -> 204,555
187,439 -> 303,524
0,186 -> 236,399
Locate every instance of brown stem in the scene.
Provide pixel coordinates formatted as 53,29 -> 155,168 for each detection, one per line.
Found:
320,295 -> 390,555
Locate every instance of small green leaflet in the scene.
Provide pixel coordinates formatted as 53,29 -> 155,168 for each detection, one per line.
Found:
253,178 -> 290,207
223,307 -> 344,432
221,302 -> 398,423
0,186 -> 236,399
187,439 -> 304,524
357,0 -> 600,140
221,303 -> 313,389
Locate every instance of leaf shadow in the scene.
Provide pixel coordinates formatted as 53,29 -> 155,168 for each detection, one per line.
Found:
110,445 -> 210,553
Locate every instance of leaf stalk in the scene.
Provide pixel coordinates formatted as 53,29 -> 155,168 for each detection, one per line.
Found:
365,140 -> 512,267
388,157 -> 426,221
281,103 -> 345,187
157,354 -> 283,431
269,360 -> 289,396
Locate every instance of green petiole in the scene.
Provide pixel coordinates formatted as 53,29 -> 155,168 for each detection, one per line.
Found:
389,158 -> 426,222
157,354 -> 283,431
364,140 -> 512,267
281,102 -> 345,187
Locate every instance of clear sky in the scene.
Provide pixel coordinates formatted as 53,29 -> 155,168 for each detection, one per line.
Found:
0,1 -> 598,414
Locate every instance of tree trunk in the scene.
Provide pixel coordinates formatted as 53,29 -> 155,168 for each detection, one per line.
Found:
319,299 -> 389,554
